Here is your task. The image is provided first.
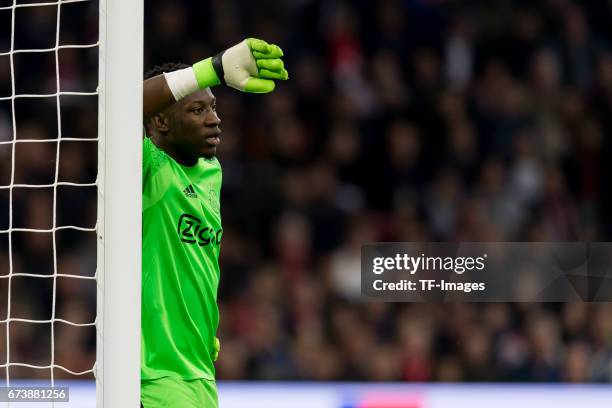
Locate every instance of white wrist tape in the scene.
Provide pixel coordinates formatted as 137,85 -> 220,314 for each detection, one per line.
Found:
163,67 -> 200,101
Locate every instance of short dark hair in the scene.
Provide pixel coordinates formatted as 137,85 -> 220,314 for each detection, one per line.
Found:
144,62 -> 190,80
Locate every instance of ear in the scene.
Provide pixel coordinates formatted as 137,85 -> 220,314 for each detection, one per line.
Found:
152,112 -> 170,133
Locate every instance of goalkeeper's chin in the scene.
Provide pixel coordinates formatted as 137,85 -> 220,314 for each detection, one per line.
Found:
201,136 -> 220,158
200,146 -> 217,159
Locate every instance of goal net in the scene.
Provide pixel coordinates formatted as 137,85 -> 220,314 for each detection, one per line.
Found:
0,0 -> 142,406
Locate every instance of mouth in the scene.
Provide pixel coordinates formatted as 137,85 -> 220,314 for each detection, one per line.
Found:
204,131 -> 221,147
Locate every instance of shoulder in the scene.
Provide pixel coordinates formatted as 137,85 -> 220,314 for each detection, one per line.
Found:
143,137 -> 169,174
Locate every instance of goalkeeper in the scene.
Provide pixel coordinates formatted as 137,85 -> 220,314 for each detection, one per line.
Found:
140,38 -> 288,408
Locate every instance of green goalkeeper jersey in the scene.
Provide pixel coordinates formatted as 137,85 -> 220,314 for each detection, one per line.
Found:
141,136 -> 222,381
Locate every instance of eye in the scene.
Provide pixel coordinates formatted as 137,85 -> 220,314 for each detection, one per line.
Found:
211,104 -> 217,112
192,107 -> 203,114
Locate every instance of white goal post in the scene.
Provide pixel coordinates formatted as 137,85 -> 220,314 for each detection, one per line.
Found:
97,0 -> 143,406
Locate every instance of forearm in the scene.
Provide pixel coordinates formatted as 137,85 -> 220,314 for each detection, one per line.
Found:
143,59 -> 219,119
142,38 -> 288,120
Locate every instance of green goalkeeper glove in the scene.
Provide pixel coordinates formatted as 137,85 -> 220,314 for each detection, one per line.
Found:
193,38 -> 288,93
212,336 -> 220,362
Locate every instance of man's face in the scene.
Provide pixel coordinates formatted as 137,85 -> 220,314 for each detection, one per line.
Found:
165,88 -> 221,160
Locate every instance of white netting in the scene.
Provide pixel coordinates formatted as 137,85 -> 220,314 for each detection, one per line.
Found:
0,0 -> 100,397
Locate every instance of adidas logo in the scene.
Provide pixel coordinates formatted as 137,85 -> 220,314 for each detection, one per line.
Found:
183,184 -> 197,198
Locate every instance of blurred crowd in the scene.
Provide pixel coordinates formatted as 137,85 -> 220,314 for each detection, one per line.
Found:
1,0 -> 612,383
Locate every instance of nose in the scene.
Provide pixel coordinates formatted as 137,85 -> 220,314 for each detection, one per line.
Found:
205,109 -> 221,126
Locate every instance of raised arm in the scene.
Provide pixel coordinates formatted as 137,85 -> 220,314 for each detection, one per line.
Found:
143,38 -> 289,120
143,74 -> 175,120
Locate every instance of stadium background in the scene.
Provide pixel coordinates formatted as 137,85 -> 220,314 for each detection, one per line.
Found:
0,0 -> 612,388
